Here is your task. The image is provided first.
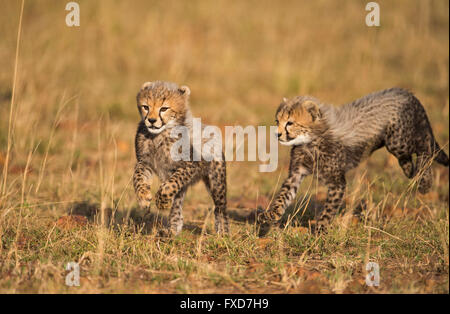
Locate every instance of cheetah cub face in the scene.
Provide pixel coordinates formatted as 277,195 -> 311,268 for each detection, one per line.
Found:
136,81 -> 191,134
275,96 -> 324,146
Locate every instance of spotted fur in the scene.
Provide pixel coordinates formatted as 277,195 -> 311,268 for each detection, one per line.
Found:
133,81 -> 229,236
258,88 -> 449,236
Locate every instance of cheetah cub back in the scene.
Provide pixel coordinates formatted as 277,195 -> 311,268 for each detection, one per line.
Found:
133,81 -> 228,236
257,88 -> 449,236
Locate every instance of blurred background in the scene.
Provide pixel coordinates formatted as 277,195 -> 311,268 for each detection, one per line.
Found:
0,0 -> 448,212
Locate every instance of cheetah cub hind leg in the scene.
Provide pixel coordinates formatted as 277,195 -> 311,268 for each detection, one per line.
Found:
205,161 -> 229,235
316,181 -> 346,234
156,188 -> 187,238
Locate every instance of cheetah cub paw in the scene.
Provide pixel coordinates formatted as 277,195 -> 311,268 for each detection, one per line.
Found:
136,188 -> 152,210
256,208 -> 273,237
155,189 -> 173,211
157,228 -> 175,238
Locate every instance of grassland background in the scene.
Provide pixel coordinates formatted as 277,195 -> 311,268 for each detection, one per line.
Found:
0,0 -> 448,293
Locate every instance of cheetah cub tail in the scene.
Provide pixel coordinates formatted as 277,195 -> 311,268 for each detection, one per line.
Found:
435,149 -> 449,167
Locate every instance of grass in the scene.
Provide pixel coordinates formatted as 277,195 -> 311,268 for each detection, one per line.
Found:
0,0 -> 448,293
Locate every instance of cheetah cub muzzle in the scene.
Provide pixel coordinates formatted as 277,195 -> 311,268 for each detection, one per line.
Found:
133,81 -> 229,237
257,88 -> 449,236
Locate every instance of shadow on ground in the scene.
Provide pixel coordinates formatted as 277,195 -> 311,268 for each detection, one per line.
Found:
66,201 -> 203,235
65,195 -> 366,234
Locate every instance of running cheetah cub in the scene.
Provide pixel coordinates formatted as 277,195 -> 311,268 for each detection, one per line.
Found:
257,88 -> 449,236
133,81 -> 228,236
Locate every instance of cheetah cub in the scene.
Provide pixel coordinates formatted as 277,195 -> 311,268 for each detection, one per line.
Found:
133,81 -> 228,236
257,88 -> 449,236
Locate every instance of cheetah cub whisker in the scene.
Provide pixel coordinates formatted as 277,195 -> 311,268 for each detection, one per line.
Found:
257,88 -> 449,236
133,81 -> 229,237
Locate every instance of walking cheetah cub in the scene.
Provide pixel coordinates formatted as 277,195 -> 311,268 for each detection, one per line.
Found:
257,88 -> 449,236
133,81 -> 228,236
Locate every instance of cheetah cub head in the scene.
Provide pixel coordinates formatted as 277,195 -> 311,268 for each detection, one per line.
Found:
275,96 -> 324,146
136,81 -> 191,135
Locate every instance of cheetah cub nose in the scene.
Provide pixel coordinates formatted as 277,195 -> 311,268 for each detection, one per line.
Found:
148,118 -> 157,124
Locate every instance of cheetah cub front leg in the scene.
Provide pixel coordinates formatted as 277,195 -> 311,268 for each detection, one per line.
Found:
257,165 -> 309,237
133,162 -> 153,210
154,166 -> 196,237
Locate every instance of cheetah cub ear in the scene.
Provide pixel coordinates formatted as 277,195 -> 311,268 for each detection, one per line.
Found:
304,100 -> 322,122
178,85 -> 190,96
140,81 -> 153,90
